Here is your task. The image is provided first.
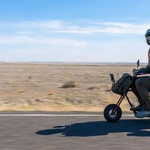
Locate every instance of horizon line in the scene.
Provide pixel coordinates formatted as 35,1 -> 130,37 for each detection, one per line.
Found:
0,61 -> 147,65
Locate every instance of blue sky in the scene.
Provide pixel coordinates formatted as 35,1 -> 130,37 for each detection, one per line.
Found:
0,0 -> 150,62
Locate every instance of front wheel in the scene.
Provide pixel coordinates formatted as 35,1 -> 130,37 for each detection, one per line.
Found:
104,104 -> 122,123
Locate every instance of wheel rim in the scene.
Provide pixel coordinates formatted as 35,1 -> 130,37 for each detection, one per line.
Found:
108,109 -> 118,119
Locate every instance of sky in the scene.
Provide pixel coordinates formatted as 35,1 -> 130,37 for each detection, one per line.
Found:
0,0 -> 150,62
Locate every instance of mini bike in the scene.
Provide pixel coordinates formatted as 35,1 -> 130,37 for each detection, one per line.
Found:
103,60 -> 147,123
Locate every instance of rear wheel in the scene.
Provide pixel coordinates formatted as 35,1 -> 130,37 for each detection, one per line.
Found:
104,104 -> 122,123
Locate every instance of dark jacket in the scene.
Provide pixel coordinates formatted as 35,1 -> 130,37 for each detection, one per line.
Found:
138,65 -> 150,74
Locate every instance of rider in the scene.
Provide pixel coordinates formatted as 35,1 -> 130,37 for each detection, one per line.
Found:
131,29 -> 150,118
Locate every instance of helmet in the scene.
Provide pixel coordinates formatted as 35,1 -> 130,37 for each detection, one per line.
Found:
145,29 -> 150,38
145,29 -> 150,45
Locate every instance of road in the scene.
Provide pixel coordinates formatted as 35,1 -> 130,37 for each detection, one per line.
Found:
0,112 -> 150,150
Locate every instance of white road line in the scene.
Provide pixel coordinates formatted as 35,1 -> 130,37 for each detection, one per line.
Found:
0,114 -> 134,117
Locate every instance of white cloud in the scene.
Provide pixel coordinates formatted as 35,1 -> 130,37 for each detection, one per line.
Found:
1,20 -> 149,35
52,22 -> 150,35
0,20 -> 149,62
0,36 -> 87,47
0,38 -> 148,62
53,30 -> 93,34
18,20 -> 71,30
16,31 -> 33,35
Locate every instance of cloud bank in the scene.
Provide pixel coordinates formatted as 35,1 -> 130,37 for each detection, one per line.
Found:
0,20 -> 149,62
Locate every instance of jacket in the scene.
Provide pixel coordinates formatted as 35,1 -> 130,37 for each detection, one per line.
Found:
138,65 -> 150,74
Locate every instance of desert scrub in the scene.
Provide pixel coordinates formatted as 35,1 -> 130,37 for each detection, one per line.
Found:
88,85 -> 99,90
61,81 -> 77,88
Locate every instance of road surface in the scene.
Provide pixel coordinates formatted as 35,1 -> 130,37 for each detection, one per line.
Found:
0,112 -> 150,150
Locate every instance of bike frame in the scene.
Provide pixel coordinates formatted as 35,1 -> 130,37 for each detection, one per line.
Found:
112,89 -> 137,114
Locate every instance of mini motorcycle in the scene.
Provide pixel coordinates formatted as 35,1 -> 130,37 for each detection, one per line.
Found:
103,60 -> 150,123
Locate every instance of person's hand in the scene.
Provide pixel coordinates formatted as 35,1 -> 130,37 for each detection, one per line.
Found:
132,68 -> 138,76
132,68 -> 137,73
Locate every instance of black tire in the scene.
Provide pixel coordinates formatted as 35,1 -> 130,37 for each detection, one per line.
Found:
104,104 -> 122,123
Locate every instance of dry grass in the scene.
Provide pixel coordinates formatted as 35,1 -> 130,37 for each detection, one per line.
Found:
48,91 -> 55,95
61,81 -> 77,88
0,63 -> 140,112
18,90 -> 24,93
88,85 -> 99,90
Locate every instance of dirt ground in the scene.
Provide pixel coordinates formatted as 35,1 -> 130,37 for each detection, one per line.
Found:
0,62 -> 142,112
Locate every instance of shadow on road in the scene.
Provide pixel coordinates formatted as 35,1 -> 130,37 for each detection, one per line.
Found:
36,119 -> 150,137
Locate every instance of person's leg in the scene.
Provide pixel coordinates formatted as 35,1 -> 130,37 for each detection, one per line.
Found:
131,81 -> 144,106
135,77 -> 150,111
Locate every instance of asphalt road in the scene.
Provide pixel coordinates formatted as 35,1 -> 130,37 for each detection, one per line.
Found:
0,112 -> 150,150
